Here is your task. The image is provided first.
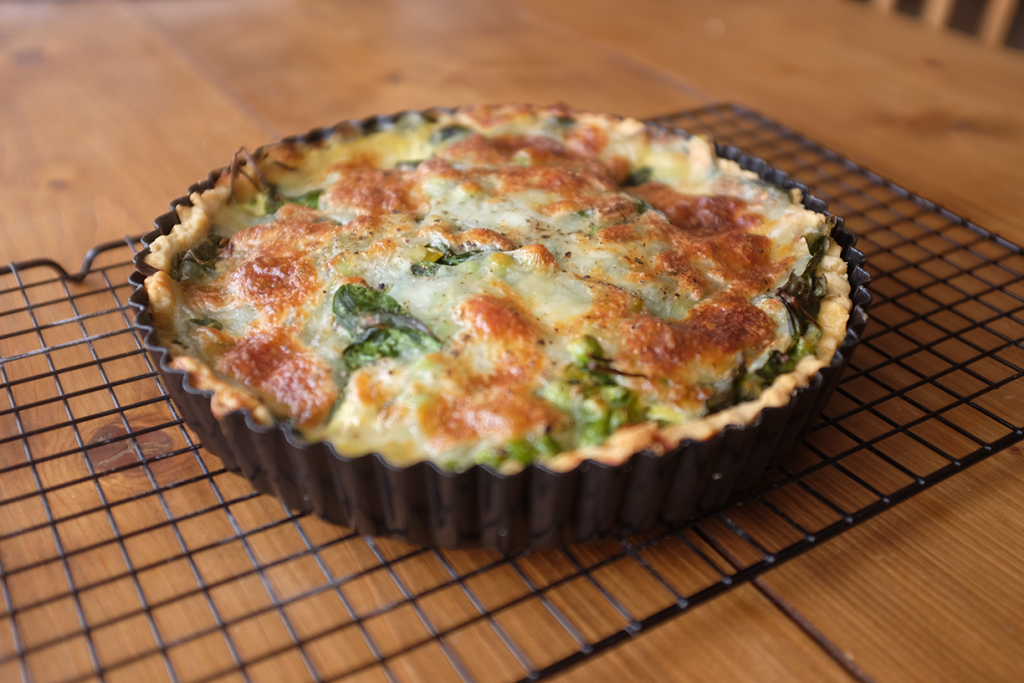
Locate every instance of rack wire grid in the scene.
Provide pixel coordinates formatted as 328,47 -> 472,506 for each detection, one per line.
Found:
1,103 -> 1023,683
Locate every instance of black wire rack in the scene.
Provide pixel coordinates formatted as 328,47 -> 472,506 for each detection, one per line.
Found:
1,103 -> 1022,683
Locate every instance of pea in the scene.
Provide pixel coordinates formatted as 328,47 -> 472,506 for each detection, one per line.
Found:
598,385 -> 630,407
793,336 -> 816,360
474,447 -> 503,470
569,335 -> 603,365
179,259 -> 214,283
540,380 -> 575,412
505,438 -> 538,465
431,124 -> 471,145
532,434 -> 560,457
579,397 -> 607,422
562,364 -> 589,384
488,252 -> 514,278
609,407 -> 630,432
580,419 -> 611,447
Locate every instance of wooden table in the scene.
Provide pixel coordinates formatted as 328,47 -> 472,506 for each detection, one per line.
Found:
1,1 -> 1023,681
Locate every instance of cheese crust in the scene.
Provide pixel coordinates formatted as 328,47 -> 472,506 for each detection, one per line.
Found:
143,104 -> 851,473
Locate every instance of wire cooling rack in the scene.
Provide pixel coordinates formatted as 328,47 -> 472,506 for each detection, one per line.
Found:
1,103 -> 1022,683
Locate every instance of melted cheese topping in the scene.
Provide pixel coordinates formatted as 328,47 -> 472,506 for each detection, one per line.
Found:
144,104 -> 850,472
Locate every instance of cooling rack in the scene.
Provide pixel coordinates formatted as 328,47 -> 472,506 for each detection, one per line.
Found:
1,103 -> 1022,683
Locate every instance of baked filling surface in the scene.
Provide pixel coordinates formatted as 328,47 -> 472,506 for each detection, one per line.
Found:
144,104 -> 852,473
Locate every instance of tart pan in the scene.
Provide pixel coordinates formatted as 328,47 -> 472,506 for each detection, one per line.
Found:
129,111 -> 871,553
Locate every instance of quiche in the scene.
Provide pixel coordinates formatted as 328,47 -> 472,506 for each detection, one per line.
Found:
142,104 -> 852,475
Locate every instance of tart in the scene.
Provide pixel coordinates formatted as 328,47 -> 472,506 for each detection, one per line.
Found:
131,104 -> 869,549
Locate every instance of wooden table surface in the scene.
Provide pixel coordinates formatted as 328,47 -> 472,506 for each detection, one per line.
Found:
2,1 -> 1024,681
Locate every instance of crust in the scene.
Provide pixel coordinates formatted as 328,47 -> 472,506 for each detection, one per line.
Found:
144,186 -> 230,272
170,356 -> 275,426
142,104 -> 854,472
143,270 -> 183,344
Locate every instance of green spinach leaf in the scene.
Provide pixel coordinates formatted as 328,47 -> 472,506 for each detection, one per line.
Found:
430,125 -> 472,145
777,271 -> 820,336
623,166 -> 653,187
333,284 -> 403,319
261,187 -> 323,215
756,350 -> 797,382
704,365 -> 745,414
333,284 -> 441,369
776,226 -> 832,336
436,248 -> 484,266
172,233 -> 224,283
189,317 -> 223,331
704,335 -> 818,415
410,245 -> 485,276
291,189 -> 323,209
342,327 -> 441,371
410,262 -> 441,277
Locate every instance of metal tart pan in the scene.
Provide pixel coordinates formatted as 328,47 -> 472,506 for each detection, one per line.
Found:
129,110 -> 871,553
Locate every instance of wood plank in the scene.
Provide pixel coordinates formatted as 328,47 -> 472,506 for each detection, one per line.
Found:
760,444 -> 1024,683
515,0 -> 1024,245
922,0 -> 956,28
980,0 -> 1019,45
551,585 -> 857,683
138,0 -> 709,139
0,0 -> 272,269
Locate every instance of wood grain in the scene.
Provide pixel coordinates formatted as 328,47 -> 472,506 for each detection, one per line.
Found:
138,0 -> 708,136
922,0 -> 956,28
515,0 -> 1024,246
0,1 -> 273,270
980,0 -> 1020,45
761,444 -> 1024,683
551,585 -> 857,683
